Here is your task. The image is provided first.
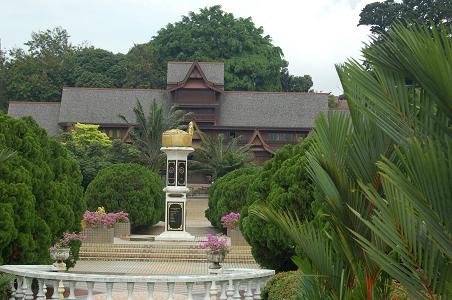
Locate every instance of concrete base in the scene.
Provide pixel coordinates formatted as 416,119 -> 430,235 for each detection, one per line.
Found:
155,231 -> 195,241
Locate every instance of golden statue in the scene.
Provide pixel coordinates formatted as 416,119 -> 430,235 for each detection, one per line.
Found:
162,121 -> 194,147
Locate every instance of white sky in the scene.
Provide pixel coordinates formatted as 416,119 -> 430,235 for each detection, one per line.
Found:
0,0 -> 375,94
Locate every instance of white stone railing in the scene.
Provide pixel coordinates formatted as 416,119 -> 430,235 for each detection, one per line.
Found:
0,265 -> 274,300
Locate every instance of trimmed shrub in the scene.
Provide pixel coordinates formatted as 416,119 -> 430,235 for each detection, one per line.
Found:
262,271 -> 301,300
240,141 -> 317,271
206,168 -> 257,230
0,114 -> 85,264
84,163 -> 164,227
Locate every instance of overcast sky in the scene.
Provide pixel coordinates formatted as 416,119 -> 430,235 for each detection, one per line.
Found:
0,0 -> 375,94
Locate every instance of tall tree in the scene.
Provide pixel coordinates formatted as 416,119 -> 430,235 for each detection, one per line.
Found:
5,27 -> 76,101
123,43 -> 166,89
359,0 -> 452,35
148,5 -> 309,91
281,71 -> 313,92
73,47 -> 126,88
120,100 -> 187,172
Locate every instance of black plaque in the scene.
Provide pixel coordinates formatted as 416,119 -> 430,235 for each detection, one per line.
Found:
167,160 -> 176,186
167,202 -> 183,231
177,160 -> 186,186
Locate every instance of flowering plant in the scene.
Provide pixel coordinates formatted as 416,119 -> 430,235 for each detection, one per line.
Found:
82,207 -> 116,228
111,211 -> 129,223
50,232 -> 86,251
199,234 -> 230,256
221,212 -> 240,229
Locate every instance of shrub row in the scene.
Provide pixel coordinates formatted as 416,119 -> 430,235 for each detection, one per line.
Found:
206,140 -> 317,271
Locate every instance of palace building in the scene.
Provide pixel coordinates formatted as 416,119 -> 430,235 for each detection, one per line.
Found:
8,61 -> 328,164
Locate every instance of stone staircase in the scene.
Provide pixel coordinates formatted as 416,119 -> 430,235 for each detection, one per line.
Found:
79,198 -> 257,265
79,242 -> 256,264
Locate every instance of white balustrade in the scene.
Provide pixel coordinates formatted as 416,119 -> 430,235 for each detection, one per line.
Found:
0,265 -> 274,299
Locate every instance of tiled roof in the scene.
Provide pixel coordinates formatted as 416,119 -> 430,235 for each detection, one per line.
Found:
218,91 -> 327,128
8,101 -> 62,135
167,62 -> 224,86
58,87 -> 170,124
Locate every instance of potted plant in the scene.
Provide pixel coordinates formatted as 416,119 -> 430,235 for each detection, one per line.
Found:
199,234 -> 230,273
221,212 -> 247,245
49,232 -> 85,271
81,207 -> 116,243
112,211 -> 130,239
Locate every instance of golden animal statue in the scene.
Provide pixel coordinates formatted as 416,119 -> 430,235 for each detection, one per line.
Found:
162,121 -> 194,147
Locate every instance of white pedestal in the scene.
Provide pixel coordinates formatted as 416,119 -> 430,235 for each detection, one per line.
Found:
155,146 -> 195,241
155,231 -> 195,241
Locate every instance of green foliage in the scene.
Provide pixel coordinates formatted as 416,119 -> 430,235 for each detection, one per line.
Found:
120,100 -> 187,171
262,271 -> 302,300
84,163 -> 164,227
190,132 -> 253,181
281,73 -> 313,92
206,168 -> 257,230
59,123 -> 140,188
60,123 -> 112,188
74,47 -> 126,88
0,113 -> 85,265
359,0 -> 452,34
0,272 -> 13,299
123,43 -> 166,89
327,95 -> 338,108
108,139 -> 141,164
4,27 -> 76,101
253,24 -> 452,299
150,5 -> 307,91
240,141 -> 317,271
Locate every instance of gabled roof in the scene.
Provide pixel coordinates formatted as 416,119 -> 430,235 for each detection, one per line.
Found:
8,101 -> 62,135
168,62 -> 223,93
241,129 -> 275,154
58,87 -> 169,125
167,61 -> 224,86
218,91 -> 328,128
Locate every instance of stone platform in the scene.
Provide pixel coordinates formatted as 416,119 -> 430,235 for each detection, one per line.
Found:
78,198 -> 257,265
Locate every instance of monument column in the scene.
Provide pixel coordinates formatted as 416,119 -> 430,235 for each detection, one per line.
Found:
155,123 -> 196,241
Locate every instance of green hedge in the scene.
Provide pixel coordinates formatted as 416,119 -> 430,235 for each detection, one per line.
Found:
205,168 -> 258,230
262,271 -> 301,300
84,163 -> 164,227
0,114 -> 85,264
240,141 -> 317,271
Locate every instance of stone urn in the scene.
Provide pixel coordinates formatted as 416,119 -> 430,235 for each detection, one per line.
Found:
208,252 -> 224,274
49,248 -> 70,271
114,222 -> 131,239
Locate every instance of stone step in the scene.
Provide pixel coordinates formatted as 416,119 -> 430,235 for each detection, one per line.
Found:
79,252 -> 254,260
79,255 -> 256,262
79,249 -> 252,255
79,243 -> 256,264
81,242 -> 251,249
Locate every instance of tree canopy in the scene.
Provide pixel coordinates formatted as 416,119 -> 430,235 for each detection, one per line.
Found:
359,0 -> 452,34
149,5 -> 311,91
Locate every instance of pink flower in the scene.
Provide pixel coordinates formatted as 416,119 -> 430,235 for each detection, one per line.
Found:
199,234 -> 230,256
221,212 -> 240,229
